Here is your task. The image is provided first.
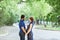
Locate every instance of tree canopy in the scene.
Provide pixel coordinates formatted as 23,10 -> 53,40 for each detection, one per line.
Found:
0,0 -> 60,26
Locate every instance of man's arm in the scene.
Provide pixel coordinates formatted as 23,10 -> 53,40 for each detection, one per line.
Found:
21,27 -> 26,34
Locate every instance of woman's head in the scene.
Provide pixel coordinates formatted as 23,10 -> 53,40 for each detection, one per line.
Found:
29,17 -> 34,22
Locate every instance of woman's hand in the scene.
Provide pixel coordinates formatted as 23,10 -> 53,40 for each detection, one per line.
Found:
25,32 -> 28,35
26,24 -> 32,34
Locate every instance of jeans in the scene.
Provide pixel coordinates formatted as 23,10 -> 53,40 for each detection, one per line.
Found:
19,32 -> 25,40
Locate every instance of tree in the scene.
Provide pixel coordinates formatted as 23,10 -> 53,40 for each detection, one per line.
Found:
0,0 -> 20,26
18,0 -> 53,20
45,0 -> 60,22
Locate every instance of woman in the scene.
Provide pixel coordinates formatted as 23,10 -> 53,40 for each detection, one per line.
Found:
26,17 -> 34,40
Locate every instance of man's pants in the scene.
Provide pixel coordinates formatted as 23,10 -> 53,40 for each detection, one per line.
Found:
19,32 -> 25,40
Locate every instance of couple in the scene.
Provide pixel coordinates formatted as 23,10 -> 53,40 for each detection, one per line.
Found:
19,15 -> 34,40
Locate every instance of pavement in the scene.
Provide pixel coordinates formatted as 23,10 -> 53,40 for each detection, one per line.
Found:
0,25 -> 60,40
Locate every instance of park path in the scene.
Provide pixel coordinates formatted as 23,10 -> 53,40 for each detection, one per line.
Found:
0,25 -> 60,40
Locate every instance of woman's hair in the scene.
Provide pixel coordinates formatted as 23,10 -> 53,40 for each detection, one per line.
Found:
29,17 -> 34,22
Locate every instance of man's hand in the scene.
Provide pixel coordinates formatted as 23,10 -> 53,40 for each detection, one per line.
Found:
21,27 -> 26,34
25,33 -> 28,35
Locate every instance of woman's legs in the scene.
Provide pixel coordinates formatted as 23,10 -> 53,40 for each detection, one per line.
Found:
27,32 -> 33,40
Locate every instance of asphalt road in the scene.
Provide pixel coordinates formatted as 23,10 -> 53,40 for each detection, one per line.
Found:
0,25 -> 60,40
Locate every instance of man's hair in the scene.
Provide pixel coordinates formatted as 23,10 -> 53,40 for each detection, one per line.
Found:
21,15 -> 25,19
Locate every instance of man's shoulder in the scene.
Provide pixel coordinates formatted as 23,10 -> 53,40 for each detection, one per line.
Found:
20,20 -> 24,24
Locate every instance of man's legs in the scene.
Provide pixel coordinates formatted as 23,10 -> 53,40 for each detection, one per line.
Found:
19,32 -> 25,40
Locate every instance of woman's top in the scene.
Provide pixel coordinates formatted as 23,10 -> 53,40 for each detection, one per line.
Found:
27,22 -> 34,33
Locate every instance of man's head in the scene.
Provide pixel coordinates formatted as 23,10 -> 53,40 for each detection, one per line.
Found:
21,15 -> 25,20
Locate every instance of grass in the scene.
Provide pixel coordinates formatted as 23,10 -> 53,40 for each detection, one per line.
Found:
35,24 -> 60,31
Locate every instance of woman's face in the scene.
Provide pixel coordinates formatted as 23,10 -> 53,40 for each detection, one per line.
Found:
29,19 -> 31,22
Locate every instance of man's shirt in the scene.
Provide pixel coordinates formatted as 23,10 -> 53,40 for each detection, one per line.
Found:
19,20 -> 26,33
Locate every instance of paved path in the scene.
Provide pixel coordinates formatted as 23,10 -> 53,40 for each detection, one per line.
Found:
0,25 -> 60,40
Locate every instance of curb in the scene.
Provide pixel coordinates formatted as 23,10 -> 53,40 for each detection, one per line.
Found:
0,32 -> 8,36
35,27 -> 60,32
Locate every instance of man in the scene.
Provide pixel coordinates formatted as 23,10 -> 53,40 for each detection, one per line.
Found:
19,15 -> 26,40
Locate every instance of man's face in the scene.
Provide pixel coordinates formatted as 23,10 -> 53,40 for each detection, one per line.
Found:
23,17 -> 25,20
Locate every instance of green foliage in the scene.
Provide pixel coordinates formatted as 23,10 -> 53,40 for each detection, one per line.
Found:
18,0 -> 53,20
46,0 -> 60,22
0,0 -> 19,26
5,13 -> 19,25
0,0 -> 60,26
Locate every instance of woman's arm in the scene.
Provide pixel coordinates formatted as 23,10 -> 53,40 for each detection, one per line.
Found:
26,24 -> 32,35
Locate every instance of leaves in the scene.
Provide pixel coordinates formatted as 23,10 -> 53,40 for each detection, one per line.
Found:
0,0 -> 60,26
0,0 -> 19,26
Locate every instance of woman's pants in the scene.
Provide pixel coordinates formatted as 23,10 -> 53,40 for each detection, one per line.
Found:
19,32 -> 25,40
27,32 -> 33,40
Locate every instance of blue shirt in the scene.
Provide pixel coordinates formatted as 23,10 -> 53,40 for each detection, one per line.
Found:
19,20 -> 26,33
